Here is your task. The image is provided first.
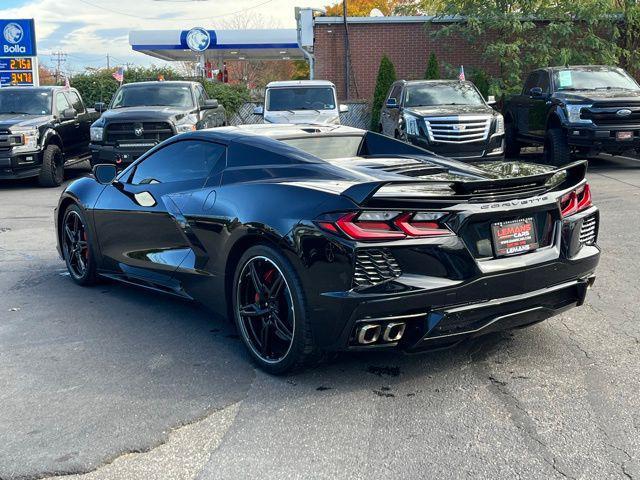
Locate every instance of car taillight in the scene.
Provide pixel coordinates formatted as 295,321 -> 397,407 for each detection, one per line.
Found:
560,183 -> 592,217
394,212 -> 451,237
318,211 -> 451,241
336,212 -> 406,240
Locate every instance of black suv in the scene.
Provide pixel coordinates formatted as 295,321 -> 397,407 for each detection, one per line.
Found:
503,65 -> 640,165
379,80 -> 505,161
89,81 -> 226,168
0,86 -> 100,186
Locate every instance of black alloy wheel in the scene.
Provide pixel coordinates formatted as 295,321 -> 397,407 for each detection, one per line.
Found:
236,255 -> 295,364
62,206 -> 97,285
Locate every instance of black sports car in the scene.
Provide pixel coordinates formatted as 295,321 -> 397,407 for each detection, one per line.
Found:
55,124 -> 600,374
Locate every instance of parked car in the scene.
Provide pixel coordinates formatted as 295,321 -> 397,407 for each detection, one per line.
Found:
56,124 -> 599,374
379,80 -> 505,161
253,80 -> 348,124
0,86 -> 100,186
503,65 -> 640,165
89,81 -> 225,168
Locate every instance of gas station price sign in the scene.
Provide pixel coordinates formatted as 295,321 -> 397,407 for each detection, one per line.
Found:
0,57 -> 35,86
0,19 -> 38,87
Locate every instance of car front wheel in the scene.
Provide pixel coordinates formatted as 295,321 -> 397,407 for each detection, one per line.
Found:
62,204 -> 98,286
543,128 -> 570,166
38,144 -> 64,187
232,245 -> 319,374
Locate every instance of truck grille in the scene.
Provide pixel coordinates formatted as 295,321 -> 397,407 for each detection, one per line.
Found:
105,122 -> 174,144
353,249 -> 402,288
579,214 -> 598,245
582,105 -> 640,126
425,116 -> 491,144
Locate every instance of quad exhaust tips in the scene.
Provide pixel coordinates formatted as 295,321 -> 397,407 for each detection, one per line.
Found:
356,322 -> 407,345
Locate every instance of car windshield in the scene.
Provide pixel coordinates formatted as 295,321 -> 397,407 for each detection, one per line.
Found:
281,136 -> 363,159
111,85 -> 194,108
553,69 -> 640,91
0,90 -> 51,115
404,83 -> 485,107
267,87 -> 336,111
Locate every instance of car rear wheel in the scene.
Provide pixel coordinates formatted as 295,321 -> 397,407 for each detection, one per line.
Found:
543,127 -> 570,166
38,144 -> 64,187
232,245 -> 319,374
62,205 -> 98,286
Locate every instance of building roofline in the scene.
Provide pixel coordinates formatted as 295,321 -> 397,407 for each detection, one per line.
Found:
314,15 -> 465,24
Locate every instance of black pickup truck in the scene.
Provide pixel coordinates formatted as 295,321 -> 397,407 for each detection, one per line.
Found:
503,65 -> 640,165
0,86 -> 99,186
89,81 -> 226,168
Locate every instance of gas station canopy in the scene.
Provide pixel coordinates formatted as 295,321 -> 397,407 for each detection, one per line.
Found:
129,28 -> 305,62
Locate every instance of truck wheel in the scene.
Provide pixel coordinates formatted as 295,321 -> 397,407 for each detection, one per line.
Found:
37,144 -> 64,187
543,128 -> 570,167
504,121 -> 521,157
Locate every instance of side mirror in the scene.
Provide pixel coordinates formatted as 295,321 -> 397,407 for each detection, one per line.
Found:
339,104 -> 349,113
61,108 -> 77,120
385,98 -> 399,109
253,105 -> 264,116
487,95 -> 497,105
529,87 -> 544,97
204,99 -> 219,109
94,102 -> 106,113
93,164 -> 117,185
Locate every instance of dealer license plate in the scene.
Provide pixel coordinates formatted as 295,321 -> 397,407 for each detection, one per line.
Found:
491,218 -> 539,257
616,131 -> 633,141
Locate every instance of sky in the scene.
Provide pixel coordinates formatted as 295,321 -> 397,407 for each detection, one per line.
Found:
0,0 -> 331,75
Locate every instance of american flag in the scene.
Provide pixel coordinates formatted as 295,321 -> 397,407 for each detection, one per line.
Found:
112,67 -> 124,84
458,65 -> 466,82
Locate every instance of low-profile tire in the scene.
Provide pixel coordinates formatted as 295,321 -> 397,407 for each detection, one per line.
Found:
543,128 -> 571,166
61,204 -> 98,286
504,121 -> 521,158
37,144 -> 65,187
232,244 -> 320,375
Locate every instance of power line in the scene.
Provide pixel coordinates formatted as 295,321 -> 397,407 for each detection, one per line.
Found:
76,0 -> 278,21
50,51 -> 67,85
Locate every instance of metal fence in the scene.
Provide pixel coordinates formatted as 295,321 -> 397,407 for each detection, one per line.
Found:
228,101 -> 372,129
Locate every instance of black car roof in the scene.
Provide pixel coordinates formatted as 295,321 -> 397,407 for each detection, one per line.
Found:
119,81 -> 197,88
540,65 -> 623,72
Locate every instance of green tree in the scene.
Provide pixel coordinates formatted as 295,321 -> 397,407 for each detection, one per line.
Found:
370,55 -> 396,130
427,0 -> 620,96
424,52 -> 440,79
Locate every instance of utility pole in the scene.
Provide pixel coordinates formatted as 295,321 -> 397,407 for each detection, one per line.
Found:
50,51 -> 67,85
342,0 -> 350,100
106,54 -> 110,69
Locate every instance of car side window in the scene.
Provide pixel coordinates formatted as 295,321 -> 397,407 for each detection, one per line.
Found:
66,91 -> 85,113
130,140 -> 225,186
538,71 -> 550,94
195,85 -> 207,107
522,72 -> 539,94
388,85 -> 402,103
56,93 -> 71,114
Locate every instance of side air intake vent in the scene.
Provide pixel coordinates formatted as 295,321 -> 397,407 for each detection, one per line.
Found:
353,249 -> 402,288
580,214 -> 598,245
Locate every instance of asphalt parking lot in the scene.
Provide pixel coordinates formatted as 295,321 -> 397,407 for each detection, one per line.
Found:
1,154 -> 639,480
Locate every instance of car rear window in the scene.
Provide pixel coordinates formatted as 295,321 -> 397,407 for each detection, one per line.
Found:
280,136 -> 363,159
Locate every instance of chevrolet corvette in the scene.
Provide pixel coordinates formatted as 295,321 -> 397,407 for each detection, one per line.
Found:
55,124 -> 600,373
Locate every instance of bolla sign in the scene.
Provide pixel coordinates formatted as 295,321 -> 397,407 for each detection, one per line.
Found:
0,19 -> 36,57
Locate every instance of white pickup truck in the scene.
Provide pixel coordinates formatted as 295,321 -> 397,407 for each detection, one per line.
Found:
254,80 -> 348,125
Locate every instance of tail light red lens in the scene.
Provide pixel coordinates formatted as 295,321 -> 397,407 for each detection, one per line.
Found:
319,211 -> 451,241
561,183 -> 592,217
393,212 -> 451,237
335,212 -> 406,240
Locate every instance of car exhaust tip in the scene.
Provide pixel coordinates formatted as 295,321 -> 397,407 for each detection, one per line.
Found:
383,322 -> 406,342
357,324 -> 382,344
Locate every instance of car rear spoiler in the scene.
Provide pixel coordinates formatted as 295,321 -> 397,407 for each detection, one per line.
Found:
340,160 -> 587,205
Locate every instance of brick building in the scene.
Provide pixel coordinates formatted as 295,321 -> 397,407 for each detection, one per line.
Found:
313,16 -> 500,101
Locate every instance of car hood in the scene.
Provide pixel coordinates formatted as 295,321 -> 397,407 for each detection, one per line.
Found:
0,113 -> 51,130
554,89 -> 640,104
404,104 -> 494,117
265,110 -> 338,124
100,106 -> 191,123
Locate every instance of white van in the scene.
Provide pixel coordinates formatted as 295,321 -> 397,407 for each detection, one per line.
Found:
254,80 -> 348,125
